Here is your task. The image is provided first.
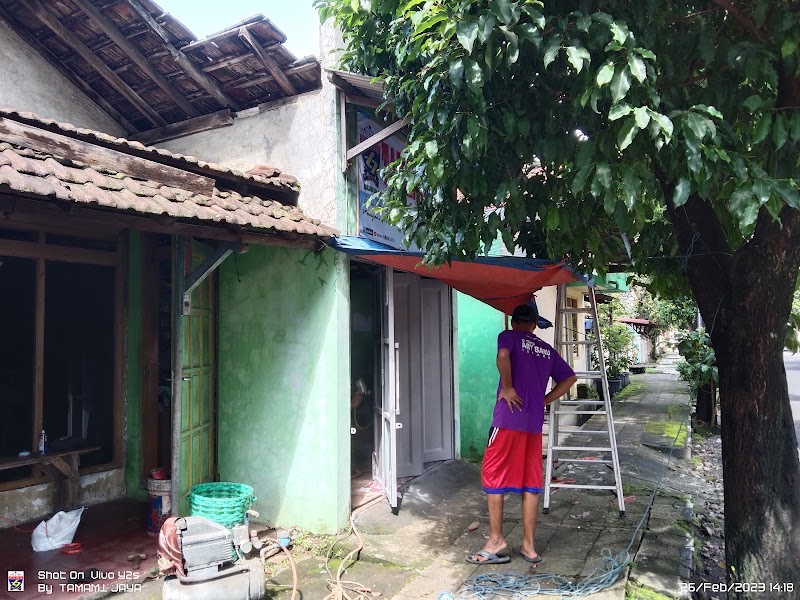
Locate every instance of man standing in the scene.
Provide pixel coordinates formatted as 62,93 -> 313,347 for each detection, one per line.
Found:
467,303 -> 577,565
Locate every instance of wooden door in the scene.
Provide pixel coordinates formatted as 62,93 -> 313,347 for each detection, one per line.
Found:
178,242 -> 217,515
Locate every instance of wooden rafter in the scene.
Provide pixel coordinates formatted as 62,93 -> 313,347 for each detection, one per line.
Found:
0,5 -> 137,134
200,47 -> 277,73
238,26 -> 296,96
19,0 -> 166,127
230,61 -> 319,91
71,0 -> 200,119
130,109 -> 234,145
121,0 -> 241,111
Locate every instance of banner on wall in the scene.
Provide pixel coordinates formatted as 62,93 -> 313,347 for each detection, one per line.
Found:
356,111 -> 417,250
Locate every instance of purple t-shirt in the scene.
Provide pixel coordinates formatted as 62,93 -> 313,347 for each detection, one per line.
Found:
492,330 -> 575,434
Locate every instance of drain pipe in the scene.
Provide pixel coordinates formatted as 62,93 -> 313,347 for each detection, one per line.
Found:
170,236 -> 186,517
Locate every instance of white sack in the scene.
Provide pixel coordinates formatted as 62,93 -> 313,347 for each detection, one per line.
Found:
31,507 -> 85,552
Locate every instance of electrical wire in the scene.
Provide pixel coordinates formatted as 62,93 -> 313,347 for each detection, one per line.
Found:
454,391 -> 693,599
0,515 -> 34,533
323,494 -> 386,600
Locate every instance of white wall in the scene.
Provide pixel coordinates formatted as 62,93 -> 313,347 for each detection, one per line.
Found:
0,20 -> 124,135
160,84 -> 340,229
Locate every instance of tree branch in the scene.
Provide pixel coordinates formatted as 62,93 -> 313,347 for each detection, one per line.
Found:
709,0 -> 766,42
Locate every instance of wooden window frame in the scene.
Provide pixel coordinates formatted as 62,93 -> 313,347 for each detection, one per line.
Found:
0,224 -> 125,492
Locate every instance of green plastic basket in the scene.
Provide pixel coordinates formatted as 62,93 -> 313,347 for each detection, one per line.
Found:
189,482 -> 255,529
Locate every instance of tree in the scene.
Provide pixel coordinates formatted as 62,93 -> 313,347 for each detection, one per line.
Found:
317,0 -> 800,587
625,282 -> 698,344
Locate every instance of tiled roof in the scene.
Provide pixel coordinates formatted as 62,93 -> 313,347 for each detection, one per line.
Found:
1,109 -> 300,195
0,137 -> 337,239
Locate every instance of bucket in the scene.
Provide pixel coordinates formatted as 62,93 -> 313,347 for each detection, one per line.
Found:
147,477 -> 172,536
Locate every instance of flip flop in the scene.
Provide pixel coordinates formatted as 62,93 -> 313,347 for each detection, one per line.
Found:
513,547 -> 543,563
465,549 -> 511,565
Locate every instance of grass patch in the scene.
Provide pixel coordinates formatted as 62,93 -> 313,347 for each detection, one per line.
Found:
292,530 -> 348,558
644,421 -> 688,446
625,582 -> 673,600
614,381 -> 645,399
691,456 -> 703,469
644,367 -> 659,373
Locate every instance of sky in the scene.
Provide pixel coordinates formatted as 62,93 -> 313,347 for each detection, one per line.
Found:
156,0 -> 321,59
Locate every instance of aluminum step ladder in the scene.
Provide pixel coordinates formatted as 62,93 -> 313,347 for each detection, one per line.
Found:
543,284 -> 626,516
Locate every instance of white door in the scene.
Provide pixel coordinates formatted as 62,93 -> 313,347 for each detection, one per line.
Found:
420,280 -> 454,463
393,273 -> 423,477
372,267 -> 399,507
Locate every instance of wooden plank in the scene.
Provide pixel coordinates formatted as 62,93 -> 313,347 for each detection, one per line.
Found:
34,241 -> 44,477
230,62 -> 319,91
0,447 -> 101,470
0,238 -> 118,266
346,116 -> 410,162
130,109 -> 234,145
345,93 -> 383,111
72,0 -> 200,118
0,117 -> 215,195
238,26 -> 297,96
114,230 -> 126,472
140,234 -> 159,477
0,6 -> 137,135
41,455 -> 79,482
121,0 -> 241,111
19,0 -> 167,128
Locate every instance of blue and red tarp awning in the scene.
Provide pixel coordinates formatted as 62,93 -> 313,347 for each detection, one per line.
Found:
327,236 -> 587,316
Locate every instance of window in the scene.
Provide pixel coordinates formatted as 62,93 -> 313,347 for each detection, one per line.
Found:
0,226 -> 120,487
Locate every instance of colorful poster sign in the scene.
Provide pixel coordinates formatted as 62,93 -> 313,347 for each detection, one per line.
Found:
356,111 -> 417,250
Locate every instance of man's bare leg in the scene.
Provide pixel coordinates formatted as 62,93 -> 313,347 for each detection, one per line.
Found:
468,493 -> 507,561
518,491 -> 541,559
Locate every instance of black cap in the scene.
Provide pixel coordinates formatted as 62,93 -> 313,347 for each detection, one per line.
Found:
511,303 -> 538,323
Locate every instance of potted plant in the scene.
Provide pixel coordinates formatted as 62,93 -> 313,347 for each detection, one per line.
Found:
591,322 -> 637,397
675,329 -> 718,424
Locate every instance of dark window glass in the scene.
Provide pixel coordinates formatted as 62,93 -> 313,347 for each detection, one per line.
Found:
43,262 -> 115,467
0,257 -> 35,482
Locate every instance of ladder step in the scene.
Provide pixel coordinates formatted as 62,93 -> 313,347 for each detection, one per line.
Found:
554,458 -> 613,464
552,446 -> 613,452
558,429 -> 609,435
573,371 -> 603,379
549,483 -> 617,490
559,400 -> 605,406
556,340 -> 596,346
558,307 -> 593,314
552,410 -> 607,415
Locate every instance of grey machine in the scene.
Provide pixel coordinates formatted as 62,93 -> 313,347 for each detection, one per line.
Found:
160,516 -> 266,600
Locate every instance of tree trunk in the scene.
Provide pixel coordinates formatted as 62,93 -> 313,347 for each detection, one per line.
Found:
665,196 -> 800,595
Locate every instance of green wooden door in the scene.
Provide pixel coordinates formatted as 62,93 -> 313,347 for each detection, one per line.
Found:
179,243 -> 217,515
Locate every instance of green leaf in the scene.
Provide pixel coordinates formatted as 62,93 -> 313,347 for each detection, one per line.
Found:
566,46 -> 590,73
649,110 -> 674,139
478,14 -> 497,43
773,181 -> 800,209
425,140 -> 439,158
684,112 -> 708,140
610,67 -> 631,102
752,113 -> 772,144
491,0 -> 515,25
617,118 -> 638,150
518,23 -> 542,48
572,165 -> 593,195
465,60 -> 485,91
449,58 -> 464,88
635,47 -> 656,60
576,13 -> 591,32
596,61 -> 614,86
773,114 -> 789,150
521,5 -> 545,28
753,179 -> 771,204
790,112 -> 800,142
634,106 -> 651,129
456,20 -> 479,54
673,177 -> 690,208
543,35 -> 561,68
730,188 -> 758,230
609,103 -> 632,121
628,54 -> 646,83
545,206 -> 560,230
781,38 -> 797,58
743,95 -> 769,112
504,29 -> 520,65
595,163 -> 612,188
603,189 -> 617,215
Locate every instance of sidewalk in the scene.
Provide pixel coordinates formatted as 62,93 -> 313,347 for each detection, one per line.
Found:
260,360 -> 705,599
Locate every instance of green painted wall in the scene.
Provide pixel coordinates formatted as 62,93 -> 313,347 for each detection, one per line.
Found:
456,293 -> 504,460
125,231 -> 146,501
217,245 -> 350,534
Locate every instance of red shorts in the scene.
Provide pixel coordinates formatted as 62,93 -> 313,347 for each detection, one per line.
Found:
481,427 -> 543,494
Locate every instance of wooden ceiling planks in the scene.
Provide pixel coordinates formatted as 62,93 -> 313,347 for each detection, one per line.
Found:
1,0 -> 321,136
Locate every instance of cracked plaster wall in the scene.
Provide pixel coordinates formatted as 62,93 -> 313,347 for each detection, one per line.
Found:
0,20 -> 125,135
0,468 -> 125,528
